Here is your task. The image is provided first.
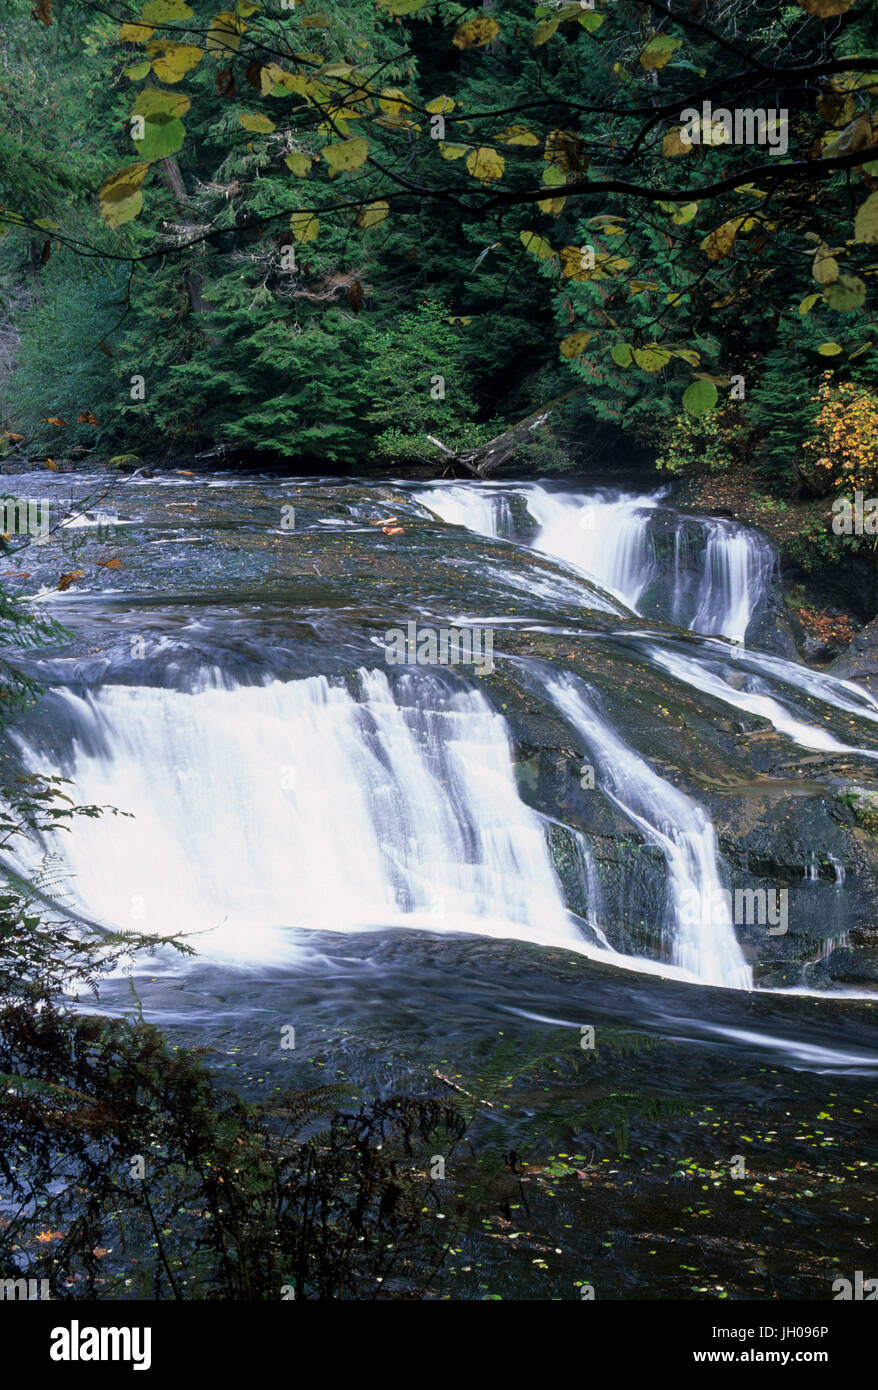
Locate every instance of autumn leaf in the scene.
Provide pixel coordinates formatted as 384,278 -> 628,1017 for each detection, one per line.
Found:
466,146 -> 505,182
290,210 -> 319,243
239,112 -> 275,133
797,0 -> 854,14
662,127 -> 693,157
57,571 -> 85,591
356,200 -> 388,229
520,230 -> 554,259
321,137 -> 369,176
452,16 -> 499,49
853,191 -> 878,243
559,331 -> 591,358
640,35 -> 681,70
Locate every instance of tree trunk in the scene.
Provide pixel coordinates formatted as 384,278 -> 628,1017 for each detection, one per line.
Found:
426,391 -> 579,478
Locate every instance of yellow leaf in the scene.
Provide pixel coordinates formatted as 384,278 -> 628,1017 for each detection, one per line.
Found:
633,345 -> 672,371
356,199 -> 389,228
147,43 -> 204,84
438,143 -> 469,160
239,112 -> 275,132
140,0 -> 192,20
560,246 -> 595,280
640,35 -> 681,70
662,127 -> 692,157
823,113 -> 873,155
466,146 -> 505,182
131,88 -> 190,121
799,293 -> 820,315
379,88 -> 414,116
98,162 -> 150,227
98,190 -> 141,231
285,152 -> 312,176
817,341 -> 844,354
452,16 -> 499,49
206,12 -> 241,56
812,242 -> 840,284
854,191 -> 878,243
290,210 -> 319,242
700,218 -> 744,262
119,22 -> 154,41
797,0 -> 854,14
322,137 -> 369,175
560,331 -> 591,358
520,231 -> 554,259
426,95 -> 455,114
496,125 -> 540,147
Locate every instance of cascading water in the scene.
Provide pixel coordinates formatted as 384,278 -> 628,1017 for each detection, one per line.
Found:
533,668 -> 753,990
416,484 -> 514,540
690,522 -> 776,643
416,481 -> 777,643
643,640 -> 878,759
13,669 -> 588,967
523,487 -> 660,612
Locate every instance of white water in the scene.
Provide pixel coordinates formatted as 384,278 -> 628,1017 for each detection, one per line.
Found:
691,522 -> 775,643
536,670 -> 753,990
644,641 -> 878,759
14,671 -> 591,967
417,481 -> 776,642
417,484 -> 513,540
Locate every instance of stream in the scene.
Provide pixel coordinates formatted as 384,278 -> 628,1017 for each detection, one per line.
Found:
0,467 -> 875,1066
5,466 -> 878,1297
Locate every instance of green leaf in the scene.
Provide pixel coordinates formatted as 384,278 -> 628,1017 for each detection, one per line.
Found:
134,116 -> 185,160
682,379 -> 718,416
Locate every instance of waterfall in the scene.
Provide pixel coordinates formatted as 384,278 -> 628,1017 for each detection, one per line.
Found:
535,669 -> 753,990
523,487 -> 659,611
12,670 -> 587,967
415,481 -> 777,643
416,484 -> 514,540
691,521 -> 776,643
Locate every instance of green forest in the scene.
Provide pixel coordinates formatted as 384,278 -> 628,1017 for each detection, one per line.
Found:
3,0 -> 878,496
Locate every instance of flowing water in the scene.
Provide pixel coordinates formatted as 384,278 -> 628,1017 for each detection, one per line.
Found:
3,468 -> 878,1087
417,481 -> 777,642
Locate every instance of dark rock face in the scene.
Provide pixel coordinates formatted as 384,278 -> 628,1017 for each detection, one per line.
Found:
831,614 -> 878,696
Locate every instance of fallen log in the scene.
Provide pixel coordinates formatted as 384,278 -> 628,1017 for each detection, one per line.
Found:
426,391 -> 579,478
